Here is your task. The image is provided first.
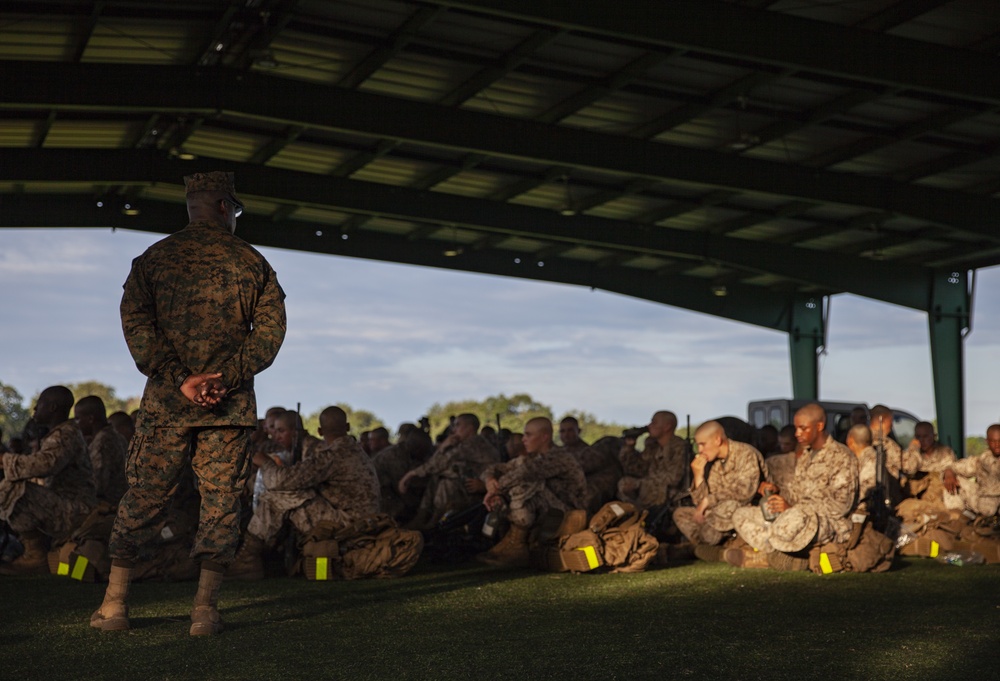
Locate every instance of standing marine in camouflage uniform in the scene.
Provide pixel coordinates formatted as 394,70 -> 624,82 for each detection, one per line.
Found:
477,417 -> 587,567
617,411 -> 687,510
0,385 -> 96,574
398,414 -> 500,528
731,403 -> 858,570
230,406 -> 380,579
91,172 -> 286,636
673,420 -> 768,557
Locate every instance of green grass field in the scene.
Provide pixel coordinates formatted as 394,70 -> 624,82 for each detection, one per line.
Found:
2,557 -> 997,681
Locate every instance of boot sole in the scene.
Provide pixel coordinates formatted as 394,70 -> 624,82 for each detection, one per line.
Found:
190,622 -> 224,636
90,615 -> 130,631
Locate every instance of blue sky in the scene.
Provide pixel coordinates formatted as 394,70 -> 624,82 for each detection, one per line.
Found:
1,227 -> 997,439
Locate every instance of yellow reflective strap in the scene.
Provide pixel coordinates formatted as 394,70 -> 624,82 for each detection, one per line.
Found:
930,541 -> 939,558
315,557 -> 329,581
819,552 -> 833,575
71,556 -> 89,581
57,562 -> 70,576
576,545 -> 600,570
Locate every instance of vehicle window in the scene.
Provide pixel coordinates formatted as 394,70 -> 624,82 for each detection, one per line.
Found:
768,407 -> 783,428
894,413 -> 917,446
750,407 -> 765,429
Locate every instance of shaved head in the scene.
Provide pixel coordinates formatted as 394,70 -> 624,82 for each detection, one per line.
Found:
652,411 -> 678,430
74,395 -> 107,421
848,424 -> 872,448
319,406 -> 348,436
794,403 -> 827,451
695,420 -> 725,440
522,416 -> 554,455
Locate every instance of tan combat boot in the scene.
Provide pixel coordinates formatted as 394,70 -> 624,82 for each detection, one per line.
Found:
476,524 -> 530,568
226,534 -> 266,581
724,546 -> 771,569
190,567 -> 225,636
0,531 -> 50,575
90,564 -> 132,631
693,544 -> 726,562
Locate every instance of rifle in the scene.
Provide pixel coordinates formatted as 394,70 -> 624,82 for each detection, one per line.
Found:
291,401 -> 304,464
869,421 -> 891,533
494,413 -> 506,460
673,414 -> 696,508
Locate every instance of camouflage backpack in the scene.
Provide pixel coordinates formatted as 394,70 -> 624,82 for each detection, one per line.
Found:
302,514 -> 424,581
550,501 -> 659,573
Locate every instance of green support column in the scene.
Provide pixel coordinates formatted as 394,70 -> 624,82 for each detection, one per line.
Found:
788,295 -> 826,400
928,269 -> 971,455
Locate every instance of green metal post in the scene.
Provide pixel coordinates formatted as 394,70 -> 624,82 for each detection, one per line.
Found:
928,269 -> 970,455
789,295 -> 826,400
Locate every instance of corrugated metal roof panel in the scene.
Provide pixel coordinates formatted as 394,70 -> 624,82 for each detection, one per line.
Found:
43,121 -> 140,148
265,31 -> 364,85
83,20 -> 204,64
0,120 -> 40,147
184,127 -> 266,162
431,170 -> 513,198
361,53 -> 481,101
461,71 -> 584,119
0,19 -> 75,61
266,142 -> 354,175
351,156 -> 437,185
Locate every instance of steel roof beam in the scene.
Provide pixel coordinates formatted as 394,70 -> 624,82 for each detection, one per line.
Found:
0,193 -> 812,334
3,61 -> 997,237
0,149 -> 935,310
431,0 -> 1000,107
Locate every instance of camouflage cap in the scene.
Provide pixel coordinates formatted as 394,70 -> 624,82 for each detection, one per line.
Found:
183,171 -> 244,211
769,507 -> 819,553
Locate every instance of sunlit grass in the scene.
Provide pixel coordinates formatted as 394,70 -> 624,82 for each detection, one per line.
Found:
1,557 -> 997,680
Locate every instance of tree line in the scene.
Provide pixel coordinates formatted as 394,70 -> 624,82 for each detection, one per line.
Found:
0,380 -> 636,445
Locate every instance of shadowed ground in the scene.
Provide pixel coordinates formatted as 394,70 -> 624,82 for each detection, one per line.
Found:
1,557 -> 997,681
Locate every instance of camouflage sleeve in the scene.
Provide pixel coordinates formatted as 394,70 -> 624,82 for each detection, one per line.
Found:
949,455 -> 979,478
218,263 -> 287,391
794,447 -> 858,521
690,481 -> 709,505
655,438 -> 687,490
900,445 -> 921,477
411,445 -> 452,478
2,427 -> 76,481
858,451 -> 876,502
89,430 -> 116,493
704,443 -> 764,508
497,451 -> 570,491
619,444 -> 650,477
120,257 -> 188,387
459,437 -> 502,468
481,461 -> 513,483
261,448 -> 337,491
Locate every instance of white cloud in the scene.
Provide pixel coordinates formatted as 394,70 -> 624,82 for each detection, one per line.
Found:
1,231 -> 997,442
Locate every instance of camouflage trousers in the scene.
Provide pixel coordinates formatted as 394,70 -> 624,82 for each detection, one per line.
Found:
672,506 -> 726,546
109,426 -> 252,567
502,482 -> 565,528
0,480 -> 91,541
248,490 -> 355,545
417,473 -> 477,521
